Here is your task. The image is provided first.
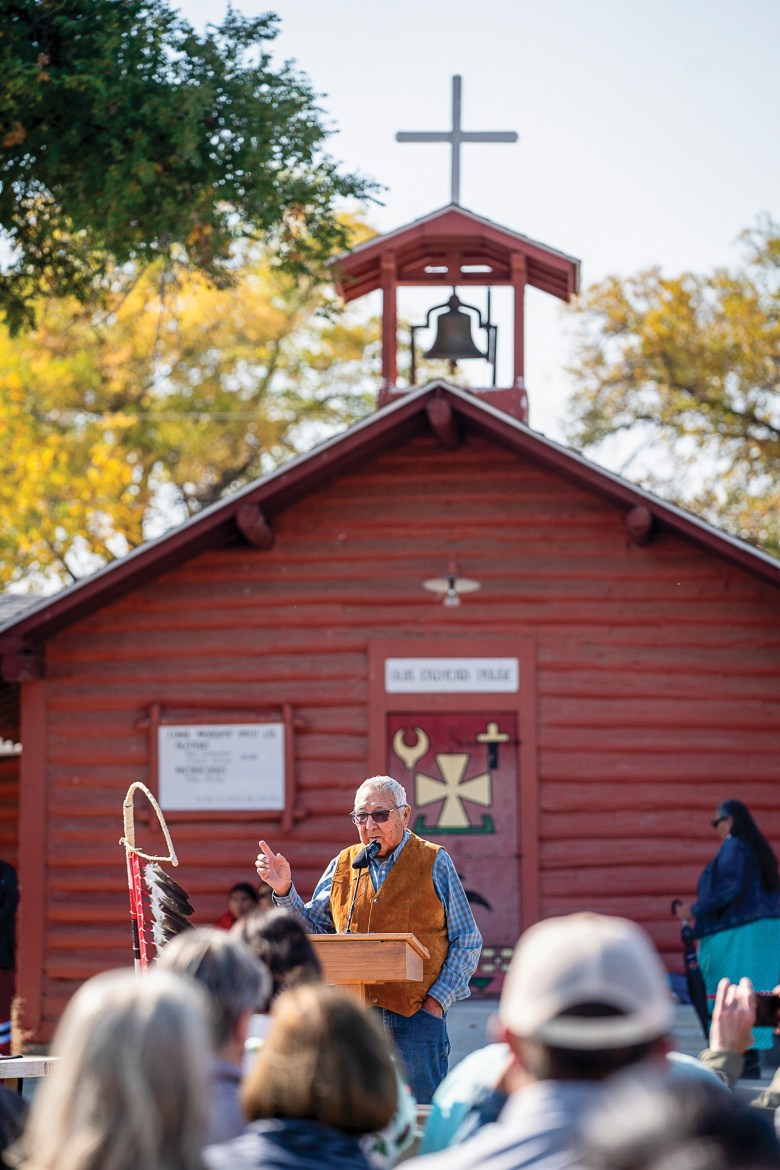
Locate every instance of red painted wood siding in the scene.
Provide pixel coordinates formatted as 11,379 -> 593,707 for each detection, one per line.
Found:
0,757 -> 19,867
20,432 -> 780,1039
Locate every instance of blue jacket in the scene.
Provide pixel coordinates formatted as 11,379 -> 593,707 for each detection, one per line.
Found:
692,836 -> 780,939
204,1118 -> 373,1170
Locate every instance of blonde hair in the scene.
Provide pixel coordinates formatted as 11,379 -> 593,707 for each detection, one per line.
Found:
14,969 -> 209,1170
242,984 -> 397,1135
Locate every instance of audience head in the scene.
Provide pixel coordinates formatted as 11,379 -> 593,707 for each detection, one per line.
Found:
582,1069 -> 780,1170
158,926 -> 271,1051
242,984 -> 397,1135
234,907 -> 322,1000
499,912 -> 672,1081
717,800 -> 780,893
14,968 -> 209,1170
255,882 -> 274,911
226,882 -> 258,921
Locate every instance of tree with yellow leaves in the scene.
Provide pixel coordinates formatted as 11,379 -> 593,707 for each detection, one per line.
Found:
0,242 -> 379,588
566,216 -> 780,554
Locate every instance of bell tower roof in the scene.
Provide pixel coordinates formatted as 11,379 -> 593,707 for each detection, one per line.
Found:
330,203 -> 580,305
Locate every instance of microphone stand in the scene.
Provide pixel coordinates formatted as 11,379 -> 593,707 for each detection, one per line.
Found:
345,868 -> 366,934
344,840 -> 380,934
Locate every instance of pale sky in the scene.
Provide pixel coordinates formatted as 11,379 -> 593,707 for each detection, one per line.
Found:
177,0 -> 779,443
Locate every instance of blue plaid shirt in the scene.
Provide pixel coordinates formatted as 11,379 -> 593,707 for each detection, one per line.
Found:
275,830 -> 481,1012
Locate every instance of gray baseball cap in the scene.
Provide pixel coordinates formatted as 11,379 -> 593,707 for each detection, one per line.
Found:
499,912 -> 673,1050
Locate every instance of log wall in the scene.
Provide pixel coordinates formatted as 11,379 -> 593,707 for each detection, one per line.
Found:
18,431 -> 780,1039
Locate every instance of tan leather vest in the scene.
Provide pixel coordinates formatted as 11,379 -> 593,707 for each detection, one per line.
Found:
330,833 -> 450,1016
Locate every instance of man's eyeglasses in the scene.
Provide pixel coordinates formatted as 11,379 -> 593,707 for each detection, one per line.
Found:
711,815 -> 728,828
350,805 -> 404,825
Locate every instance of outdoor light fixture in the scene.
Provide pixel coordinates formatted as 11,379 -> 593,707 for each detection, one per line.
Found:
422,562 -> 481,607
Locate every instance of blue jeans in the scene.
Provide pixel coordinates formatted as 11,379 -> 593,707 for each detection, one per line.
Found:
375,1006 -> 450,1104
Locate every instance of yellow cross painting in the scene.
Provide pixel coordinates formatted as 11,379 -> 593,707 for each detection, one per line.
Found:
415,753 -> 492,830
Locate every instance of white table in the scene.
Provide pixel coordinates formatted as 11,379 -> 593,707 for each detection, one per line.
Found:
0,1056 -> 56,1093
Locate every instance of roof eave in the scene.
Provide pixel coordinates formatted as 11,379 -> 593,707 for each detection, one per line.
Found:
1,381 -> 778,653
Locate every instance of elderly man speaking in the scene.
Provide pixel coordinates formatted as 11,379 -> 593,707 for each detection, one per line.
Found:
255,774 -> 482,1103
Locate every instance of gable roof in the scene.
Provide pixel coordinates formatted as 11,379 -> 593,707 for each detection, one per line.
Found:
330,204 -> 580,303
1,381 -> 779,660
0,594 -> 41,625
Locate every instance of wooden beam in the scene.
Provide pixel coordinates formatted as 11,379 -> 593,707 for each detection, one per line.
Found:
511,253 -> 527,389
626,505 -> 655,546
234,504 -> 275,550
380,254 -> 398,393
0,641 -> 44,682
426,397 -> 462,449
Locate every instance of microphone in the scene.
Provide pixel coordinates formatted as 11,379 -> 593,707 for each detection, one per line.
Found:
352,840 -> 381,870
345,841 -> 380,933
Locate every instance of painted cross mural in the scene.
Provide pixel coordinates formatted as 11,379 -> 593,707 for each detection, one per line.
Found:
387,712 -> 521,994
416,753 -> 492,831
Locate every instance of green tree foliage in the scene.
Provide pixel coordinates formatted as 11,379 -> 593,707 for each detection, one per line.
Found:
0,1 -> 376,333
0,240 -> 380,588
566,216 -> 780,554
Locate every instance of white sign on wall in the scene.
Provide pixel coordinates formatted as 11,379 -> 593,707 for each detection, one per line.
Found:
385,657 -> 519,694
158,723 -> 285,811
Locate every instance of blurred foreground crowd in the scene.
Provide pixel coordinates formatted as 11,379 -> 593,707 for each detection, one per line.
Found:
3,908 -> 780,1170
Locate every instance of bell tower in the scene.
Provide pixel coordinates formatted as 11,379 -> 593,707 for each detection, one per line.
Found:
329,77 -> 580,423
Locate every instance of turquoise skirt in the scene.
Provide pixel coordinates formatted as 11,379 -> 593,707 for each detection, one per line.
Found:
699,917 -> 780,1050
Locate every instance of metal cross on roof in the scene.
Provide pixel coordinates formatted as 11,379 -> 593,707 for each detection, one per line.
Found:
396,75 -> 519,206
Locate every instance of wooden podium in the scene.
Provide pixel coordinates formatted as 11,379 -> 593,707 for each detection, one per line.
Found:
308,932 -> 430,1007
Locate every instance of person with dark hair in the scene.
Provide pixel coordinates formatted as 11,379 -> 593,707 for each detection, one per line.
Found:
215,882 -> 258,931
203,984 -> 399,1170
234,907 -> 322,1000
674,800 -> 780,1074
233,907 -> 416,1167
255,882 -> 275,912
233,908 -> 322,1074
581,1068 -> 780,1170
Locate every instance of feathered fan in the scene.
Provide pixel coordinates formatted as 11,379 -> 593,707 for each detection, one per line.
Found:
119,782 -> 194,971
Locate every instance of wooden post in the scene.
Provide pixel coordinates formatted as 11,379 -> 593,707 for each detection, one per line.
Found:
511,253 -> 527,389
380,255 -> 397,401
17,681 -> 47,1033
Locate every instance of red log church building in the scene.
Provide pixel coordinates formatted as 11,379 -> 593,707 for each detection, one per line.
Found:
1,193 -> 780,1045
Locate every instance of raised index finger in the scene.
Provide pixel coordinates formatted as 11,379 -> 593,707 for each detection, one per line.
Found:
257,840 -> 276,861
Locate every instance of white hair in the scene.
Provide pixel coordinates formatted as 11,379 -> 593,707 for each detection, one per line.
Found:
15,968 -> 209,1170
354,775 -> 407,808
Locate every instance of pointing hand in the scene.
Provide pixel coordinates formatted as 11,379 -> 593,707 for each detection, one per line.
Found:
255,840 -> 292,897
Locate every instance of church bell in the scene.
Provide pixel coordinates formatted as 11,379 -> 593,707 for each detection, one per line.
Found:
423,294 -> 486,362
